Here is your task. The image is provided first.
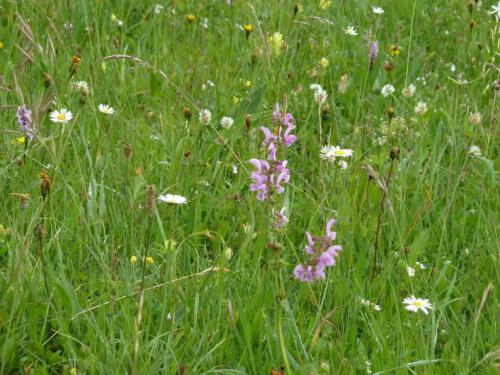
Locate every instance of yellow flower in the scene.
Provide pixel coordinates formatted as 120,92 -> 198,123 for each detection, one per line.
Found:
144,256 -> 154,264
0,41 -> 4,49
130,255 -> 138,265
319,0 -> 332,9
320,57 -> 329,68
243,24 -> 253,38
70,368 -> 77,375
389,44 -> 401,56
268,32 -> 285,56
186,14 -> 195,23
11,136 -> 26,145
232,96 -> 242,105
244,80 -> 252,89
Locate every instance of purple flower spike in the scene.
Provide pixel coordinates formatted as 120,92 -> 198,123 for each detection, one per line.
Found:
369,41 -> 378,69
248,159 -> 290,201
248,103 -> 296,202
17,105 -> 34,140
294,218 -> 342,282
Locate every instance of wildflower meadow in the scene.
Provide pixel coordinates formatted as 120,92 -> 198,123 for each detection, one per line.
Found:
1,1 -> 499,374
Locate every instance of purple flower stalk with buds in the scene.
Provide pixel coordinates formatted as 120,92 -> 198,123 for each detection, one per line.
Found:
260,104 -> 297,160
249,103 -> 296,202
369,41 -> 378,69
17,105 -> 34,140
248,103 -> 296,228
294,219 -> 342,282
249,159 -> 290,201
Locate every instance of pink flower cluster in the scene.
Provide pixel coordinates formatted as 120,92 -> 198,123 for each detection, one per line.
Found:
248,104 -> 296,202
293,219 -> 342,282
261,104 -> 297,160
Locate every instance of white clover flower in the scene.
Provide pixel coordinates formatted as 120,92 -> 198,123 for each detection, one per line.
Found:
309,83 -> 323,91
468,112 -> 482,125
414,101 -> 428,116
403,296 -> 433,314
98,104 -> 115,115
372,6 -> 384,14
220,116 -> 234,129
70,80 -> 89,95
381,84 -> 395,97
199,109 -> 212,125
402,84 -> 416,98
468,145 -> 481,157
338,160 -> 349,170
154,4 -> 164,14
314,88 -> 328,105
50,108 -> 73,124
158,194 -> 187,205
344,26 -> 358,36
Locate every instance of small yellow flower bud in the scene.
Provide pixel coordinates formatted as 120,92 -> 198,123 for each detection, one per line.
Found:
130,255 -> 138,264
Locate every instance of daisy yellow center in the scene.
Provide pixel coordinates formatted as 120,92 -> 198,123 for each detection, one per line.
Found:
335,150 -> 347,156
57,113 -> 65,120
412,301 -> 424,308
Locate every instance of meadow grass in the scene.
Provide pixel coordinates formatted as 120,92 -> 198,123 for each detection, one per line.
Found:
0,0 -> 498,374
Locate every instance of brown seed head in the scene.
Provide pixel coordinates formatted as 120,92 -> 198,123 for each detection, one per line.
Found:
39,170 -> 51,199
183,107 -> 192,121
390,146 -> 400,160
146,185 -> 156,217
35,224 -> 46,241
124,143 -> 132,160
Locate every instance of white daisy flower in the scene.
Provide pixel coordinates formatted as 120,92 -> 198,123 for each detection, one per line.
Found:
320,145 -> 354,162
414,101 -> 428,116
220,116 -> 234,129
199,109 -> 212,125
381,84 -> 395,97
490,1 -> 500,21
403,295 -> 433,314
372,6 -> 384,14
158,194 -> 188,205
98,104 -> 115,115
50,108 -> 73,124
344,26 -> 358,36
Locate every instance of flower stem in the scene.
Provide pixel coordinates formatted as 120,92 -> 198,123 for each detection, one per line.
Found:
276,273 -> 292,374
